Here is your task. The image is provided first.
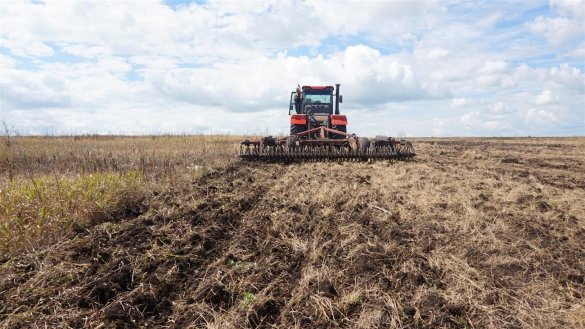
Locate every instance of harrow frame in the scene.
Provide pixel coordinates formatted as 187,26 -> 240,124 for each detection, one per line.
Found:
240,126 -> 415,162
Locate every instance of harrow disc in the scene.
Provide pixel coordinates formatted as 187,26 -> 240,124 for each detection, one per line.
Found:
239,139 -> 415,162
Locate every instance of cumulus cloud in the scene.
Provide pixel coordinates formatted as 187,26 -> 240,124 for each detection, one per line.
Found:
535,89 -> 558,105
550,64 -> 585,92
527,16 -> 583,45
483,121 -> 500,131
527,0 -> 585,46
524,108 -> 558,124
0,0 -> 259,63
550,0 -> 585,17
0,0 -> 583,136
307,0 -> 442,42
569,41 -> 585,58
490,102 -> 507,113
145,45 -> 433,112
0,53 -> 16,68
451,98 -> 472,109
461,111 -> 480,127
478,61 -> 508,75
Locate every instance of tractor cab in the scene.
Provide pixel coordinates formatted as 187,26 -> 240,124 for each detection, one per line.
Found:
299,86 -> 333,114
289,86 -> 342,115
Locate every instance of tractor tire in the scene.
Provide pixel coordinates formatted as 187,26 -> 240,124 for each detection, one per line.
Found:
358,137 -> 370,155
331,125 -> 347,139
290,124 -> 305,136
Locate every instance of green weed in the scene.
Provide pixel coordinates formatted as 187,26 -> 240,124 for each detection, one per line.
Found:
240,291 -> 255,308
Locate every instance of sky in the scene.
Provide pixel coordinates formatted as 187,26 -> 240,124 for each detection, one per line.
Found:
0,0 -> 584,137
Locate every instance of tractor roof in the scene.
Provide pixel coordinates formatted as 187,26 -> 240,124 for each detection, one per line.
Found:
302,85 -> 334,91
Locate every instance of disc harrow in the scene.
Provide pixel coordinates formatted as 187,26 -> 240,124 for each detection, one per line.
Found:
240,135 -> 415,162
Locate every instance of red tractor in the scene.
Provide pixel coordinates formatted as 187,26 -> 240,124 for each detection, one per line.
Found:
240,83 -> 415,161
289,84 -> 347,138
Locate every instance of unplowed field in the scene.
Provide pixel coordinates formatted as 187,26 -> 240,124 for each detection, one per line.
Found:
1,138 -> 584,328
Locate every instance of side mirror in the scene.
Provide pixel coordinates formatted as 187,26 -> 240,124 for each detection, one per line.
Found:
339,95 -> 343,103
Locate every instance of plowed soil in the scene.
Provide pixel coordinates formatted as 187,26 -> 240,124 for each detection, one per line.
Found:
1,138 -> 584,328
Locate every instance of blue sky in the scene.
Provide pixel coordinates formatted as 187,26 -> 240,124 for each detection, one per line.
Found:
0,0 -> 584,136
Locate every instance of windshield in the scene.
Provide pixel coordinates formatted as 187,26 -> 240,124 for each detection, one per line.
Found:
303,91 -> 332,114
304,92 -> 332,104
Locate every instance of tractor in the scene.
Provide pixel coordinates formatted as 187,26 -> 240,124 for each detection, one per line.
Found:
240,83 -> 415,161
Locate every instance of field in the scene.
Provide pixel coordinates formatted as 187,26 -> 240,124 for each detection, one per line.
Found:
0,136 -> 584,328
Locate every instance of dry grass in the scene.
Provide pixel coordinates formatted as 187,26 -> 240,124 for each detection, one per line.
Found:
0,135 -> 243,256
1,135 -> 243,182
0,172 -> 144,255
0,136 -> 584,328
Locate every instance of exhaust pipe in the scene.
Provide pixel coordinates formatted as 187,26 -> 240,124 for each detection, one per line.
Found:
335,83 -> 340,115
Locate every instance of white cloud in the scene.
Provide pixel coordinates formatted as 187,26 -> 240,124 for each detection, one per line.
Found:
527,16 -> 583,45
535,89 -> 558,105
0,37 -> 54,57
306,0 -> 443,41
525,0 -> 585,47
524,108 -> 558,124
0,54 -> 16,69
490,102 -> 507,113
484,121 -> 500,130
1,68 -> 71,109
451,98 -> 472,108
478,61 -> 508,75
145,45 -> 433,113
431,118 -> 444,136
459,109 -> 508,134
475,74 -> 516,88
427,47 -> 450,59
550,0 -> 585,17
61,44 -> 112,58
461,111 -> 479,126
0,0 -> 583,136
0,0 -> 259,63
569,41 -> 585,58
550,64 -> 585,92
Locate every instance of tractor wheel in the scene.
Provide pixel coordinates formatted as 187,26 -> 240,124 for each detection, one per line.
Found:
290,124 -> 305,136
332,125 -> 347,139
358,137 -> 370,155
